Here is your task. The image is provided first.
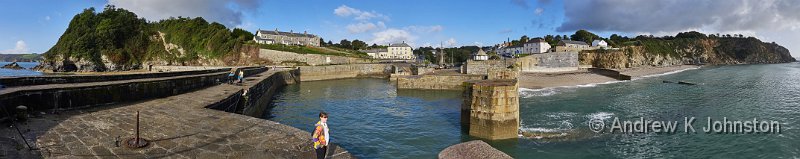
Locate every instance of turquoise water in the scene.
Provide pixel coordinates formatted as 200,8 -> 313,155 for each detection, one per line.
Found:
0,62 -> 41,76
265,78 -> 466,158
267,63 -> 800,159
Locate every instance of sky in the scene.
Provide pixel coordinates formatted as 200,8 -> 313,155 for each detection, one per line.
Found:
1,0 -> 799,57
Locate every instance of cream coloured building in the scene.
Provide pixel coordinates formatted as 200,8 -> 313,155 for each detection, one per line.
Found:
387,42 -> 415,59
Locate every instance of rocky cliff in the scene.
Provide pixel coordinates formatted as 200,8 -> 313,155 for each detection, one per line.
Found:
580,38 -> 795,69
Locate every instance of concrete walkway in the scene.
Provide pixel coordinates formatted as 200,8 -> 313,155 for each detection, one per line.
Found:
13,69 -> 351,158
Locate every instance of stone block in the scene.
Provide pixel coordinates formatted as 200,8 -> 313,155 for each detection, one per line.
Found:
464,80 -> 519,140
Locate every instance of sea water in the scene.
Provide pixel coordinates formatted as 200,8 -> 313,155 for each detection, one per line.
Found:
266,63 -> 800,158
0,62 -> 41,77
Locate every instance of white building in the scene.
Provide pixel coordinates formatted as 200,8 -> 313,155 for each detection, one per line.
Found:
592,40 -> 608,48
498,45 -> 523,56
523,38 -> 551,54
473,48 -> 488,61
253,29 -> 320,46
387,42 -> 415,59
363,42 -> 415,60
364,48 -> 388,59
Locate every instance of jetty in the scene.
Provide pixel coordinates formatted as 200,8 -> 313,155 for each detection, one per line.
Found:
0,66 -> 353,158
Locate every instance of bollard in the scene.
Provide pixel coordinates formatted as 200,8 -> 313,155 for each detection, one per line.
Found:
124,111 -> 149,148
16,105 -> 28,122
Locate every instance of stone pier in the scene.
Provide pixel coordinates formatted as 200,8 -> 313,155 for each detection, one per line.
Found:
0,68 -> 353,158
461,69 -> 520,140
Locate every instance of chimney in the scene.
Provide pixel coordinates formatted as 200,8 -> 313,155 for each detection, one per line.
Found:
304,31 -> 307,35
275,28 -> 278,32
290,30 -> 293,33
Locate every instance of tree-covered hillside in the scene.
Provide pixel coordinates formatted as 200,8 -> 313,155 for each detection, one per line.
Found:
39,5 -> 255,72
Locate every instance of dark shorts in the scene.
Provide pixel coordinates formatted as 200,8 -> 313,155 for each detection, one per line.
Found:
315,146 -> 327,159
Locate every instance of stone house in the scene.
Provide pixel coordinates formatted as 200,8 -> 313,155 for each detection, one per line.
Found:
253,29 -> 321,46
551,40 -> 590,52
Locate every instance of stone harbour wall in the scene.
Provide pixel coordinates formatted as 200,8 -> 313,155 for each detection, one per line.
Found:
588,68 -> 632,80
0,72 -> 230,117
149,65 -> 229,72
0,68 -> 229,87
396,75 -> 485,90
297,64 -> 391,81
206,69 -> 299,117
516,52 -> 579,72
259,49 -> 374,66
464,59 -> 516,75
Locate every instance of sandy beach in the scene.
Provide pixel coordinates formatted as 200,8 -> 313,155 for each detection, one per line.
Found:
518,65 -> 700,89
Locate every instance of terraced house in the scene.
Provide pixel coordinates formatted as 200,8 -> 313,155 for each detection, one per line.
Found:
253,29 -> 321,46
363,42 -> 415,59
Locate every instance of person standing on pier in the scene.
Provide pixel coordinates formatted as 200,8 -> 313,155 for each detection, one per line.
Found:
238,70 -> 244,84
313,112 -> 330,159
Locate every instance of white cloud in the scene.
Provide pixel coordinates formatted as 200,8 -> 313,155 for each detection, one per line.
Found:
369,28 -> 416,46
1,40 -> 30,54
557,0 -> 800,56
334,5 -> 389,21
107,0 -> 260,27
558,0 -> 800,33
534,8 -> 544,15
421,43 -> 433,47
405,25 -> 443,33
44,16 -> 51,21
346,21 -> 386,34
445,38 -> 457,47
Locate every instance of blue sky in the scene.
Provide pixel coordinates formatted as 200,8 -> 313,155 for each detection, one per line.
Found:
2,0 -> 800,57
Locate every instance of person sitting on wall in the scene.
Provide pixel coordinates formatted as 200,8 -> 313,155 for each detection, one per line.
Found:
228,68 -> 236,84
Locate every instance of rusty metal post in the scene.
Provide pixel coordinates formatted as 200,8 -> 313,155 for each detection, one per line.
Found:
135,111 -> 140,146
124,111 -> 149,148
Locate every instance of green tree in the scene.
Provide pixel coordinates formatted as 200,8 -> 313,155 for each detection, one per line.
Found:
352,39 -> 368,50
519,35 -> 529,44
339,39 -> 352,49
675,31 -> 707,39
543,35 -> 555,44
570,30 -> 600,43
232,28 -> 254,40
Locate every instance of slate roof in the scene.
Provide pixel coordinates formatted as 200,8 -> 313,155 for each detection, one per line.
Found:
257,29 -> 317,38
389,43 -> 411,47
476,48 -> 487,56
560,40 -> 589,45
363,48 -> 388,53
525,38 -> 547,44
